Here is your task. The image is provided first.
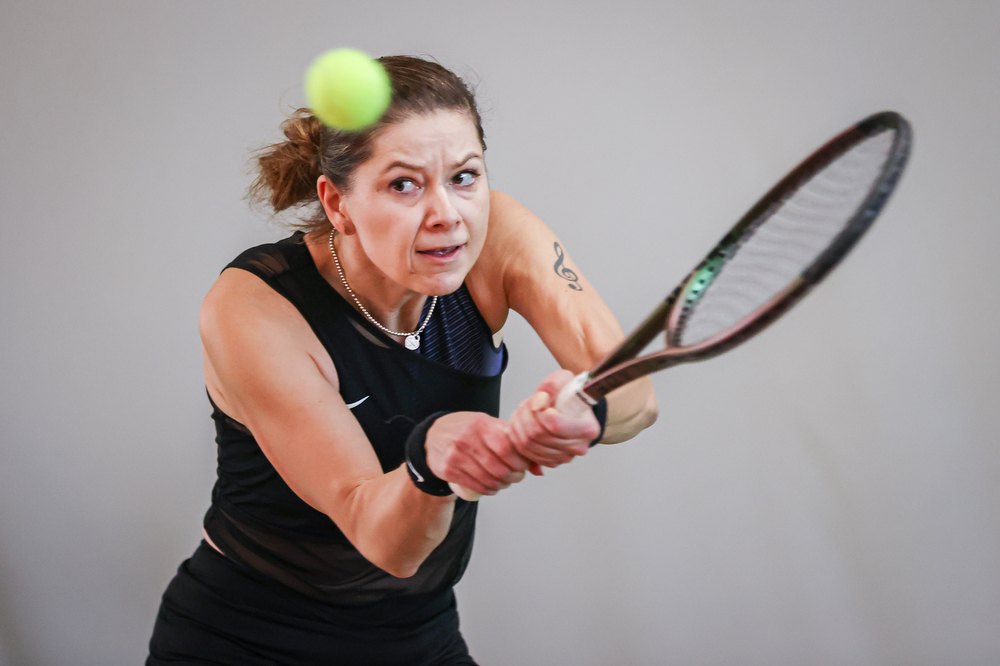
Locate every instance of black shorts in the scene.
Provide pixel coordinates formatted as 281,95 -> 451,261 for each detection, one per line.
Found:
147,542 -> 477,666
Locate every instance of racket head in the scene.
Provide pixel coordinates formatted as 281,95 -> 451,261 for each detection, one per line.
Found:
582,111 -> 911,400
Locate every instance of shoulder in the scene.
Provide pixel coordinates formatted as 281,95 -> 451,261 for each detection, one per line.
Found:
226,232 -> 311,280
200,264 -> 338,403
201,266 -> 297,334
200,233 -> 319,341
482,190 -> 566,276
465,191 -> 553,332
486,190 -> 542,243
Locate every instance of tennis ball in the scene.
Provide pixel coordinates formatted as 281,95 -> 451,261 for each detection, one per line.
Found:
304,48 -> 392,131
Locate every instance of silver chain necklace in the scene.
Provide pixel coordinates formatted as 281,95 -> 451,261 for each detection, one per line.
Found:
328,230 -> 437,351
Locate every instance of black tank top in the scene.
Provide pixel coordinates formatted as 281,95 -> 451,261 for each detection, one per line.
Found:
202,233 -> 507,605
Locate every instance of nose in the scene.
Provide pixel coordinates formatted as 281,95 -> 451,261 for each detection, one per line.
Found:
424,182 -> 461,229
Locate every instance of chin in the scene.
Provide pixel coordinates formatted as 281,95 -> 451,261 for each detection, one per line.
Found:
427,277 -> 465,296
422,269 -> 469,296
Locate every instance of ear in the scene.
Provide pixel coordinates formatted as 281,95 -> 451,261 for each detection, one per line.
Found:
317,175 -> 356,235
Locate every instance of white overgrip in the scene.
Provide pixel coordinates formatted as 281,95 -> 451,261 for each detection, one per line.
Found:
449,482 -> 481,501
554,371 -> 594,417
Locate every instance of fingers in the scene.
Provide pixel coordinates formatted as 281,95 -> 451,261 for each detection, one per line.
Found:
417,370 -> 600,500
534,400 -> 601,445
423,413 -> 531,496
531,368 -> 577,403
508,371 -> 601,467
510,400 -> 577,467
444,444 -> 527,497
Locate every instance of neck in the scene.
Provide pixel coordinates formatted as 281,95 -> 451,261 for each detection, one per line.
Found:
309,230 -> 429,334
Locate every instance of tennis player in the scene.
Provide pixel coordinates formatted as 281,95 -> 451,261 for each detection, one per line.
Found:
147,55 -> 657,665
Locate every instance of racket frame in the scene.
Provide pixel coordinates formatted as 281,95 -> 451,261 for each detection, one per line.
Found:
575,111 -> 911,403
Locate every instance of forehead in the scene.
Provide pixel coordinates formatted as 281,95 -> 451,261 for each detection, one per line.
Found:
367,110 -> 482,166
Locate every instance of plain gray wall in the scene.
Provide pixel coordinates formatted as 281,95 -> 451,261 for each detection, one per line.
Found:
2,1 -> 998,664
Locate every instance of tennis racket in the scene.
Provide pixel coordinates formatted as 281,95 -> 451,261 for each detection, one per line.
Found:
452,110 -> 911,500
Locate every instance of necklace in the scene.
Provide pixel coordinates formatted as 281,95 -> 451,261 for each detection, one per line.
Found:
328,230 -> 437,350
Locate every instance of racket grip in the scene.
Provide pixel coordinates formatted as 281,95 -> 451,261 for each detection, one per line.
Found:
554,371 -> 594,417
449,482 -> 481,502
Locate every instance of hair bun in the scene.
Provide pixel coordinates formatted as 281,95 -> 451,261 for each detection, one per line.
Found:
247,109 -> 324,216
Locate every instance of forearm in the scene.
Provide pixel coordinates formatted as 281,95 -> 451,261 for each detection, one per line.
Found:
600,377 -> 658,444
334,466 -> 456,578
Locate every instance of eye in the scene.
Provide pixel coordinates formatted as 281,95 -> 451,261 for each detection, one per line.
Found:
453,169 -> 479,187
390,178 -> 418,194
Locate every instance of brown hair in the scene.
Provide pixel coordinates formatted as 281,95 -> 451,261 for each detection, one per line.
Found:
248,55 -> 486,232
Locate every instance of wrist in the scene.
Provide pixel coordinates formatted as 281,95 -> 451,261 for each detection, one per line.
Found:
404,412 -> 454,496
589,397 -> 608,447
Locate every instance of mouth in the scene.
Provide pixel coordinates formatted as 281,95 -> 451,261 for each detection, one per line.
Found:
417,244 -> 464,259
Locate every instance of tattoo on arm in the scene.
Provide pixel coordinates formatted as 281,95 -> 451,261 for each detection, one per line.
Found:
553,242 -> 583,291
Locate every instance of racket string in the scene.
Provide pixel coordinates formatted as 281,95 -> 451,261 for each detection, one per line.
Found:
678,129 -> 897,346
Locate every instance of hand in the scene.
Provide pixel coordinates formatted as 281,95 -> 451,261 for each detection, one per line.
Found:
423,412 -> 534,497
508,369 -> 601,468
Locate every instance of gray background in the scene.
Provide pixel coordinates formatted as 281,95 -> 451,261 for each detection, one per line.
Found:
2,1 -> 998,664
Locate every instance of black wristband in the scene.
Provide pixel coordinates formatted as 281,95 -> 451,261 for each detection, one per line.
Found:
589,397 -> 608,447
404,412 -> 453,496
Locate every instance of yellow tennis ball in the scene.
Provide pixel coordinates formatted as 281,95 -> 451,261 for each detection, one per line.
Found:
304,48 -> 392,131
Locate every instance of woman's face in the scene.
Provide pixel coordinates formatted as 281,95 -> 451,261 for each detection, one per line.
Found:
330,110 -> 489,297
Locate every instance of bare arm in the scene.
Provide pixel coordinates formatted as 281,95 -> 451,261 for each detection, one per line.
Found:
201,269 -> 522,577
468,191 -> 658,443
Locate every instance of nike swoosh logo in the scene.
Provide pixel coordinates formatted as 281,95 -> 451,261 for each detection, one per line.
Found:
345,396 -> 369,409
406,459 -> 425,483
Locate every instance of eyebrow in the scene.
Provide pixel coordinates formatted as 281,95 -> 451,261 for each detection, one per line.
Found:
381,152 -> 483,175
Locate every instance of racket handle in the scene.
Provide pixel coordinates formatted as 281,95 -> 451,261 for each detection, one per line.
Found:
449,482 -> 481,502
554,371 -> 594,417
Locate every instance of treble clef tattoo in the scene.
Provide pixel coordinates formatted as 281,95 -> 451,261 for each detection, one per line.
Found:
553,242 -> 583,290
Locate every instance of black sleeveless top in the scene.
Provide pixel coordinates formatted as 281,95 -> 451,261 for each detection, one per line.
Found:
202,233 -> 507,605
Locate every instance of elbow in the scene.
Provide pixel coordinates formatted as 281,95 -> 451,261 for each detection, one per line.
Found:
371,551 -> 425,579
335,476 -> 452,580
352,522 -> 446,579
638,393 -> 659,430
356,525 -> 437,579
600,382 -> 659,444
385,562 -> 421,579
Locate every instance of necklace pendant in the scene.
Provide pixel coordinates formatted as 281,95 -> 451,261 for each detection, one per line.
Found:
404,334 -> 421,351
